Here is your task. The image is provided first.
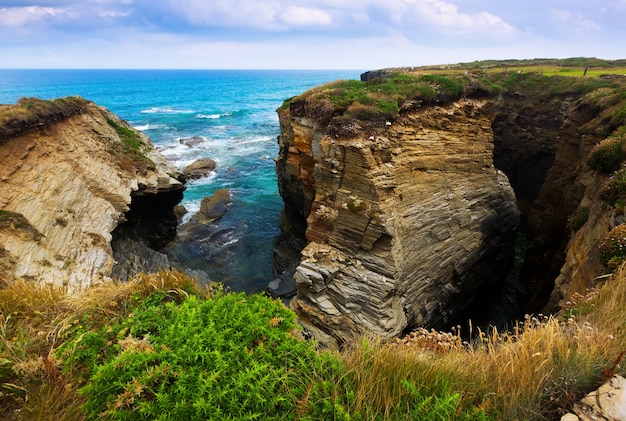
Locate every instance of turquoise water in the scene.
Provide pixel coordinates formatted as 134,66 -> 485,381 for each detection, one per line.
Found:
0,69 -> 361,291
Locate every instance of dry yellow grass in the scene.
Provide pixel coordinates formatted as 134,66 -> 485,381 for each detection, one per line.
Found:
0,269 -> 215,420
338,266 -> 626,420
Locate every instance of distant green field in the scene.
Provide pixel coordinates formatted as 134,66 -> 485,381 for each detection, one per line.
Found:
406,64 -> 626,78
395,58 -> 626,78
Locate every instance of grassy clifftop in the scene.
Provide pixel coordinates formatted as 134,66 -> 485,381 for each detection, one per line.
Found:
279,57 -> 626,137
0,97 -> 88,143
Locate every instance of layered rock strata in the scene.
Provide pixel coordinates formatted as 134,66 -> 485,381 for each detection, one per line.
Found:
0,97 -> 183,289
277,98 -> 520,346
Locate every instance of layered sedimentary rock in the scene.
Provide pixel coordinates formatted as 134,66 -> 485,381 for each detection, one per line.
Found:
0,97 -> 183,288
277,98 -> 520,346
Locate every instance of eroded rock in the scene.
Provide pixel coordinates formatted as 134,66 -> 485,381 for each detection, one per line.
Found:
0,98 -> 184,289
561,375 -> 626,421
276,98 -> 520,346
194,189 -> 232,223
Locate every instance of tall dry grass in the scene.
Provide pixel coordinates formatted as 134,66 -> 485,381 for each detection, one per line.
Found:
1,265 -> 625,420
339,267 -> 626,420
0,269 -> 214,420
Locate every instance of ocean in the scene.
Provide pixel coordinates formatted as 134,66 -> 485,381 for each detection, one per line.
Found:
0,69 -> 361,292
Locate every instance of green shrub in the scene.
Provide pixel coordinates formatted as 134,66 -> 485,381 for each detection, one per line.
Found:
402,381 -> 491,421
419,74 -> 465,97
587,136 -> 626,173
567,207 -> 590,231
105,117 -> 145,156
600,169 -> 626,207
61,291 -> 326,420
599,224 -> 626,268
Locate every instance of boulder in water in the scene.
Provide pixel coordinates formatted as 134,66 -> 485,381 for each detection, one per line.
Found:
183,158 -> 217,180
196,189 -> 231,223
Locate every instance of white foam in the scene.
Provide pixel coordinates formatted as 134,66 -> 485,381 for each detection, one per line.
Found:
220,237 -> 240,247
140,106 -> 195,114
196,114 -> 221,119
133,123 -> 167,131
232,136 -> 273,145
158,143 -> 192,158
186,171 -> 217,185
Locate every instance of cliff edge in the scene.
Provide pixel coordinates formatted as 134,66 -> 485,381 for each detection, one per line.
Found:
0,97 -> 184,289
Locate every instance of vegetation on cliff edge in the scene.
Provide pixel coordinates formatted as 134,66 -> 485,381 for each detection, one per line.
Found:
0,97 -> 87,143
104,116 -> 155,174
279,58 -> 626,137
2,266 -> 626,420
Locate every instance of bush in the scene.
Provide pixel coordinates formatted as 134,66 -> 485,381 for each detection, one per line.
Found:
568,207 -> 590,231
62,291 -> 323,420
587,136 -> 626,173
600,169 -> 626,206
599,224 -> 626,268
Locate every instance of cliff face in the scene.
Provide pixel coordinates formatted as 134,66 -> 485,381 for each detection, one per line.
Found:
521,94 -> 619,312
0,97 -> 183,288
277,98 -> 520,346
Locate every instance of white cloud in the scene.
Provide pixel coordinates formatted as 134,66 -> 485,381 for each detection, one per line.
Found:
550,8 -> 601,31
0,6 -> 68,27
399,0 -> 516,35
278,6 -> 332,26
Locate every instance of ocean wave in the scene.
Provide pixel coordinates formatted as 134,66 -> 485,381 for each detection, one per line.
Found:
133,123 -> 167,131
186,172 -> 218,186
140,106 -> 195,114
232,136 -> 273,145
196,114 -> 221,119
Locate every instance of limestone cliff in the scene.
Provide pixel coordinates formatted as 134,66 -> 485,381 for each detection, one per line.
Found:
0,97 -> 183,288
277,97 -> 520,346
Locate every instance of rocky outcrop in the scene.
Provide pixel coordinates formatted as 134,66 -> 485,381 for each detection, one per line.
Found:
491,92 -> 565,214
520,97 -> 611,312
277,98 -> 520,346
562,375 -> 626,421
0,97 -> 184,289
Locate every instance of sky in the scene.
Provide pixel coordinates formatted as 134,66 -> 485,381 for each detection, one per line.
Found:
0,0 -> 625,69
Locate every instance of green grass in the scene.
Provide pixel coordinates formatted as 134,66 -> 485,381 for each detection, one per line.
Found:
104,117 -> 155,173
285,72 -> 476,125
281,58 -> 626,134
105,117 -> 145,157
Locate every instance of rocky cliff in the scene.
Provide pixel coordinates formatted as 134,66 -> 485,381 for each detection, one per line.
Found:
277,95 -> 520,346
0,97 -> 184,289
276,69 -> 626,346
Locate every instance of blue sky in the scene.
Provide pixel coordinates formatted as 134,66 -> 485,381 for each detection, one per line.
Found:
1,0 -> 625,69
